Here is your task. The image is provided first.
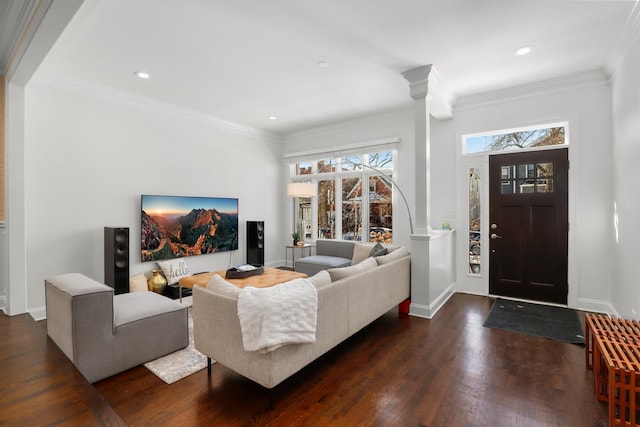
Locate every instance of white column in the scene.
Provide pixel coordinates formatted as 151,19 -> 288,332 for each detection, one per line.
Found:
402,65 -> 453,318
402,66 -> 431,234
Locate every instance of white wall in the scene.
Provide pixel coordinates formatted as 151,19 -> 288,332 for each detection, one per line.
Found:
453,73 -> 613,313
610,34 -> 640,320
18,79 -> 285,318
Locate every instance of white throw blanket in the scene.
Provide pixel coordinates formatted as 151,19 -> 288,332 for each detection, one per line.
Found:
237,278 -> 318,354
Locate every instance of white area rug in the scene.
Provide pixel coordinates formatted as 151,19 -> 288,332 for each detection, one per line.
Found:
144,307 -> 212,384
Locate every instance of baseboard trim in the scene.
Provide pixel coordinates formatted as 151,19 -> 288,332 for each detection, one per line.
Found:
409,282 -> 456,319
29,306 -> 46,321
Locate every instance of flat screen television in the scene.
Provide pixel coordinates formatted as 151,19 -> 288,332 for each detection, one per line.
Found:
141,194 -> 238,262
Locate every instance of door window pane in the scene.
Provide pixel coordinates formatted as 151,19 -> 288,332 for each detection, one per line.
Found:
501,162 -> 555,194
536,179 -> 553,193
501,180 -> 515,194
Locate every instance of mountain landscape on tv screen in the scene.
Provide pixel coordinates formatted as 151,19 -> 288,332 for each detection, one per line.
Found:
141,208 -> 238,261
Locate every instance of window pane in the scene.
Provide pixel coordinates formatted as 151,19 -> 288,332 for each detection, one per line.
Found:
465,125 -> 566,154
342,177 -> 362,241
518,164 -> 535,179
501,165 -> 515,180
537,162 -> 553,177
317,180 -> 335,239
342,156 -> 363,171
469,167 -> 481,275
297,197 -> 312,240
318,159 -> 336,173
501,180 -> 515,194
296,161 -> 313,175
369,151 -> 393,169
369,176 -> 393,243
536,178 -> 553,193
519,179 -> 536,193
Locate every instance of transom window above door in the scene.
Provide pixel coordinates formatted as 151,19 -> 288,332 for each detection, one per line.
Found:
464,123 -> 567,155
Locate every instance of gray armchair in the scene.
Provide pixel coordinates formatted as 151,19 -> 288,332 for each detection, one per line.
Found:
45,273 -> 188,383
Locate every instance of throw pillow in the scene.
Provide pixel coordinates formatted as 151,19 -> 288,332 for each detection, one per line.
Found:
376,247 -> 409,265
206,274 -> 241,297
157,257 -> 191,285
307,270 -> 332,288
328,256 -> 377,281
369,242 -> 388,257
129,273 -> 148,292
351,243 -> 374,265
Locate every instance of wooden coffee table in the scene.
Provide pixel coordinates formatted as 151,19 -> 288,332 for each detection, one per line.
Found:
178,267 -> 308,290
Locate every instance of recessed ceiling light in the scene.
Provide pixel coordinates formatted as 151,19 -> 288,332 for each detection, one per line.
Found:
513,46 -> 532,56
268,115 -> 278,120
316,60 -> 329,69
134,71 -> 151,79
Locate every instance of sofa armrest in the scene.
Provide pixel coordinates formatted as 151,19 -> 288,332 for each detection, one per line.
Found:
45,274 -> 115,365
192,285 -> 245,367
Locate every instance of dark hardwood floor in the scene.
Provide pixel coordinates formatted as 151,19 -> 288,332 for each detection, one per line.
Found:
2,293 -> 607,426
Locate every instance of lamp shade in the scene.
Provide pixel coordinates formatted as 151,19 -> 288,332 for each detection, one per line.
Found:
287,182 -> 315,197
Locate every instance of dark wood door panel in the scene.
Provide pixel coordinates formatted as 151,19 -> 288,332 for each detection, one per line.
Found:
489,148 -> 568,304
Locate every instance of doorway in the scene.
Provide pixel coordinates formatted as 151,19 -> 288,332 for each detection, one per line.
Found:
488,148 -> 569,304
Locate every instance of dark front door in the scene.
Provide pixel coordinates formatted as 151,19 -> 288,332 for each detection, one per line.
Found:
489,148 -> 568,304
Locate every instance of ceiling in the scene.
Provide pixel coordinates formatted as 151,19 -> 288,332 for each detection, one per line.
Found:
5,0 -> 640,135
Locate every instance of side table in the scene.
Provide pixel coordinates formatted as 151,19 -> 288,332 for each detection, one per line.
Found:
285,243 -> 313,269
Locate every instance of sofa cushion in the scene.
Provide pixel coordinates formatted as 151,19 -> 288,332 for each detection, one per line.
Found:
206,274 -> 241,298
307,270 -> 332,288
351,242 -> 398,264
157,257 -> 191,285
129,273 -> 148,292
295,255 -> 352,277
327,256 -> 377,281
376,246 -> 409,265
369,242 -> 388,257
113,291 -> 185,327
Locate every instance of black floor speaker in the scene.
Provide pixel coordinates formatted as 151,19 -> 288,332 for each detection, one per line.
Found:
104,227 -> 130,294
246,221 -> 264,265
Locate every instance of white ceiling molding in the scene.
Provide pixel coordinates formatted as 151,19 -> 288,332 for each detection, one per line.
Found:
32,72 -> 283,143
454,69 -> 611,112
402,65 -> 454,120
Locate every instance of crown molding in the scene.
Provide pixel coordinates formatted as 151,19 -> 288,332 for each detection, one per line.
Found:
454,69 -> 611,112
606,0 -> 640,77
31,72 -> 283,143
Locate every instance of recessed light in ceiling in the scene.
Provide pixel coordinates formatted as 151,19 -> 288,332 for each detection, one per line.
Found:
513,46 -> 532,56
134,70 -> 151,79
268,115 -> 278,120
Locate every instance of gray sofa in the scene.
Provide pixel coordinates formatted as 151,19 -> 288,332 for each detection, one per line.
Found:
45,273 -> 189,383
192,246 -> 410,390
293,239 -> 355,276
294,239 -> 400,276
